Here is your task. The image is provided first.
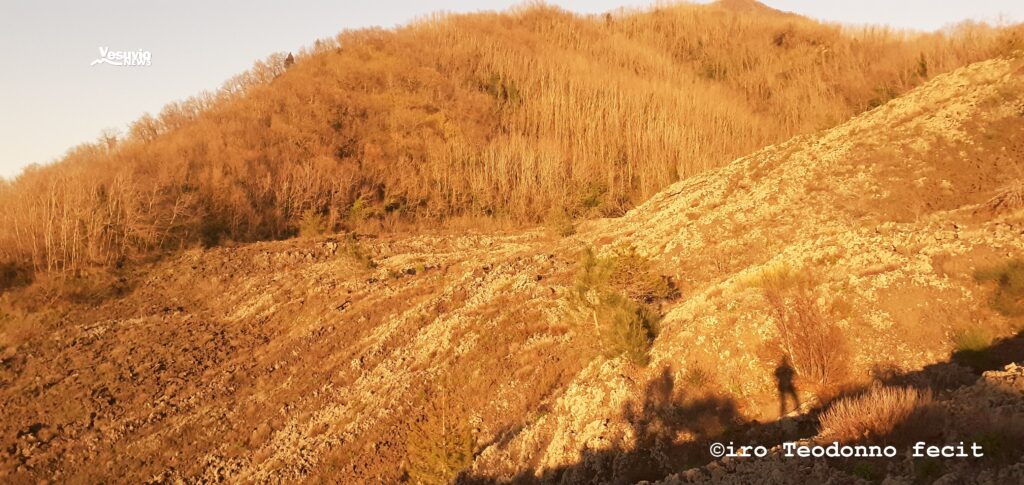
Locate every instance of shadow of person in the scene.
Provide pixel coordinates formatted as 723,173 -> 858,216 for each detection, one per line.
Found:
462,336 -> 1022,485
774,356 -> 800,417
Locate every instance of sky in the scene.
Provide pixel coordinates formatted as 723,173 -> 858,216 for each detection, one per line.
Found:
1,1 -> 1022,180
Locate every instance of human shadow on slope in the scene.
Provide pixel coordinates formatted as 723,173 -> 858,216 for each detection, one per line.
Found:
774,357 -> 800,419
461,367 -> 814,485
461,331 -> 1024,484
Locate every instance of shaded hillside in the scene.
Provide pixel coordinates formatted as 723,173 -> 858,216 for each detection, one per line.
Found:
1,54 -> 1022,483
1,1 -> 1022,275
649,361 -> 1024,484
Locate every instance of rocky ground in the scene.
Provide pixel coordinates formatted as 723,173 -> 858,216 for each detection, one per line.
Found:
652,363 -> 1024,485
467,56 -> 1024,483
0,57 -> 1022,483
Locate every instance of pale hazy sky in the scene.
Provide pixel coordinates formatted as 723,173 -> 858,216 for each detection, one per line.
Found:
1,1 -> 1022,180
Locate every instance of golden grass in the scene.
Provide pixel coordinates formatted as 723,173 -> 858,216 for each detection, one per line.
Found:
1,2 -> 1021,274
819,386 -> 935,444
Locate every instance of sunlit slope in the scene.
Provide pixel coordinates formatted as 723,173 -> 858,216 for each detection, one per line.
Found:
2,1 -> 1021,274
1,55 -> 1022,483
469,55 -> 1024,480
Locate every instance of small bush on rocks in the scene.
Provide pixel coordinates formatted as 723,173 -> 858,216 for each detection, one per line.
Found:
975,258 -> 1024,317
819,385 -> 937,444
406,387 -> 475,484
574,248 -> 665,366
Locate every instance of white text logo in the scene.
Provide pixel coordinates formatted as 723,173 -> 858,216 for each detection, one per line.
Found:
91,47 -> 151,67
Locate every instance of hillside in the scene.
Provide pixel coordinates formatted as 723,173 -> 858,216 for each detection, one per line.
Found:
2,1 -> 1022,276
1,51 -> 1022,484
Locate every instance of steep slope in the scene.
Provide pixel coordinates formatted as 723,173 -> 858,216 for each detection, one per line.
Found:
470,55 -> 1024,481
1,56 -> 1023,484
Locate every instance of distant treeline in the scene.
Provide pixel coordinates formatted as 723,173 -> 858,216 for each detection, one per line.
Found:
2,1 -> 1021,275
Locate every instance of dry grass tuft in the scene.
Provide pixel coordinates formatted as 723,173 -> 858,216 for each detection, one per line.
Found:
683,364 -> 713,389
952,326 -> 993,353
985,179 -> 1024,214
819,386 -> 936,444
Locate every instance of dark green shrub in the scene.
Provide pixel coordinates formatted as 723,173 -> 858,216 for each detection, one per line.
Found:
593,292 -> 657,366
480,73 -> 520,106
61,269 -> 132,305
298,210 -> 329,238
574,248 -> 663,366
576,247 -> 676,302
606,247 -> 676,302
975,259 -> 1024,317
199,216 -> 229,248
342,233 -> 376,270
577,183 -> 608,212
406,390 -> 475,484
0,262 -> 33,292
347,196 -> 373,226
544,207 -> 576,237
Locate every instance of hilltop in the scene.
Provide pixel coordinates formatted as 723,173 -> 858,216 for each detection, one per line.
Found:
1,50 -> 1022,484
1,1 -> 1022,277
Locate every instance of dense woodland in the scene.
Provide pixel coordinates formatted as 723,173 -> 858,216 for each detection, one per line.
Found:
2,1 -> 1022,276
